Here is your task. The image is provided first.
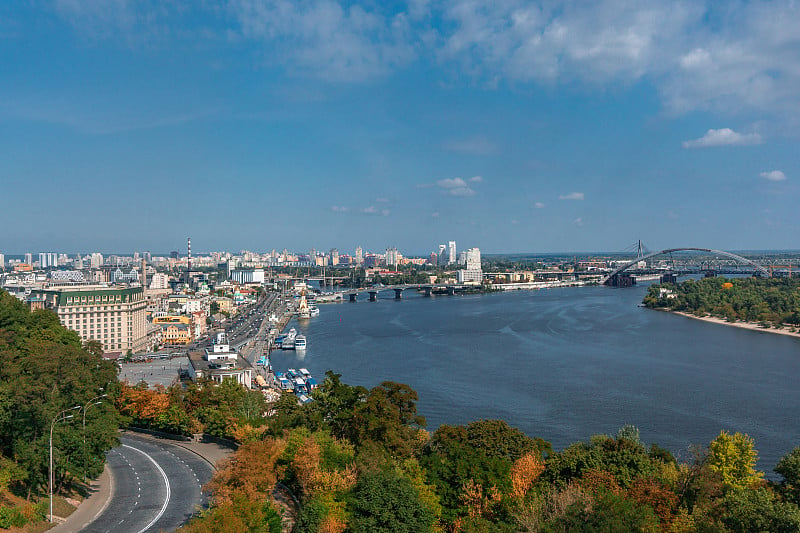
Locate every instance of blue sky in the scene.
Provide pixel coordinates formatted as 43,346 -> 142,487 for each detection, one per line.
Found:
1,1 -> 798,255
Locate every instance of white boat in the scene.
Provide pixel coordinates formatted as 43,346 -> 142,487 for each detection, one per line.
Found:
294,334 -> 307,350
309,305 -> 320,317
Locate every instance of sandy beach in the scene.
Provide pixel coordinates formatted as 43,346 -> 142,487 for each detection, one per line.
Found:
671,310 -> 800,339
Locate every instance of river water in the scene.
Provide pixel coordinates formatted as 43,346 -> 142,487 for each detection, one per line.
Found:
269,285 -> 800,472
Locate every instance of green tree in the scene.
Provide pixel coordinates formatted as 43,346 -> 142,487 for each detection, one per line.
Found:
775,447 -> 800,504
721,487 -> 800,532
707,430 -> 763,489
351,381 -> 426,458
347,469 -> 435,533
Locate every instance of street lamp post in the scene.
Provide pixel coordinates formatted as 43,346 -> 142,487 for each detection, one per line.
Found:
50,406 -> 80,523
82,394 -> 108,483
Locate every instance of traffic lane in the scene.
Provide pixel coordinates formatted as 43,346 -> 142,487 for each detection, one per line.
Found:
123,434 -> 214,532
82,440 -> 168,533
83,435 -> 213,533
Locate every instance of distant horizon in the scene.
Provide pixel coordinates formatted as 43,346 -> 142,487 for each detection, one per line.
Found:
3,248 -> 800,261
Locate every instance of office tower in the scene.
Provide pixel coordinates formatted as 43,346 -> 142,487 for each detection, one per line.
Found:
24,253 -> 32,265
448,241 -> 457,264
355,246 -> 363,265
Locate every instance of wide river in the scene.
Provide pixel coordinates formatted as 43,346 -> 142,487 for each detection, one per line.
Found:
269,284 -> 800,472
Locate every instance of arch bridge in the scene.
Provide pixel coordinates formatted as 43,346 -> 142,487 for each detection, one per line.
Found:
603,248 -> 770,286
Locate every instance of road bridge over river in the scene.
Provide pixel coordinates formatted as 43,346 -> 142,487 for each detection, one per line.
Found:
343,283 -> 471,301
604,247 -> 771,287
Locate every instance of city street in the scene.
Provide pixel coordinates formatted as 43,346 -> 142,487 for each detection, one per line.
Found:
81,434 -> 213,533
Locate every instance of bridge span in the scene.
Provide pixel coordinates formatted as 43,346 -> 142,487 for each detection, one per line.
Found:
343,283 -> 470,301
604,247 -> 770,286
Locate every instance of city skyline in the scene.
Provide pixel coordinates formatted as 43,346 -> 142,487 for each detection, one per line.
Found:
1,2 -> 799,253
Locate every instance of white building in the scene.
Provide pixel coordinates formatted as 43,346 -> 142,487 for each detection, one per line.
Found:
188,343 -> 253,389
39,252 -> 58,269
465,248 -> 481,270
355,246 -> 363,265
149,272 -> 169,290
385,247 -> 400,267
0,253 -> 4,269
230,269 -> 265,284
458,247 -> 482,284
90,253 -> 104,268
448,241 -> 457,264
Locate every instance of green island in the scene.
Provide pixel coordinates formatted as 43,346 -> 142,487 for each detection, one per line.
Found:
643,276 -> 800,332
4,289 -> 800,531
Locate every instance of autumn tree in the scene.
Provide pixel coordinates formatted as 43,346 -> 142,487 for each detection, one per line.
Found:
707,430 -> 763,489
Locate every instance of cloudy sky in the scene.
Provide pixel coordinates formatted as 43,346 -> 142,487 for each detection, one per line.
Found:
1,1 -> 798,254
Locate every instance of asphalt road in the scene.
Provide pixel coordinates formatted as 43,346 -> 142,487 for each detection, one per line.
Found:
82,434 -> 213,533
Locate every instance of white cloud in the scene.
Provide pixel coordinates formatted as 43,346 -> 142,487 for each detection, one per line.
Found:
448,186 -> 476,197
331,205 -> 349,212
558,192 -> 584,201
360,206 -> 390,216
228,0 -> 416,82
572,217 -> 584,226
760,170 -> 787,181
682,128 -> 762,148
437,176 -> 477,196
438,1 -> 800,117
51,2 -> 800,117
442,137 -> 499,155
375,197 -> 389,203
437,177 -> 467,188
533,202 -> 545,209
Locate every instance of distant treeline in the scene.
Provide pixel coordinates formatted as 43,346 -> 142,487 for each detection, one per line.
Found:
643,276 -> 800,328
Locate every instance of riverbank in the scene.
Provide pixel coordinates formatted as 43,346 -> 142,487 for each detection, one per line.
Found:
669,310 -> 800,339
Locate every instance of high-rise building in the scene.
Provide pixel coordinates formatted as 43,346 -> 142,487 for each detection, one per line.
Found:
24,253 -> 32,266
329,249 -> 339,266
448,241 -> 457,264
458,247 -> 482,284
0,252 -> 4,269
465,248 -> 481,270
90,253 -> 104,268
39,252 -> 59,269
437,244 -> 447,266
73,254 -> 84,269
355,246 -> 363,265
149,272 -> 169,290
33,285 -> 147,353
385,247 -> 400,267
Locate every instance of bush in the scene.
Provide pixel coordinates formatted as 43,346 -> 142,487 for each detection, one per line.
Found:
0,506 -> 27,529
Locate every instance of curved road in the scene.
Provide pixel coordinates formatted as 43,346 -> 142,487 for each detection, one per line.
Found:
82,434 -> 213,533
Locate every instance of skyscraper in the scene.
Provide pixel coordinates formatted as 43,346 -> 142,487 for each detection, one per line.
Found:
355,246 -> 363,265
448,241 -> 457,264
24,253 -> 32,266
39,252 -> 58,269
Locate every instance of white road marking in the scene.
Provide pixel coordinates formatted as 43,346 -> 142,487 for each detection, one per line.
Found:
122,444 -> 171,533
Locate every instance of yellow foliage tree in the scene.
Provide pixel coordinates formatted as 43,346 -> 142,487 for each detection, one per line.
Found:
707,430 -> 763,489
